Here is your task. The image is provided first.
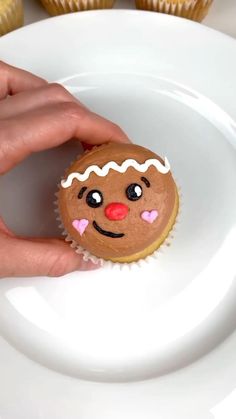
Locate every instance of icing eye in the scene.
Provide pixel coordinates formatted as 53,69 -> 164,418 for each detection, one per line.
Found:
126,184 -> 143,201
86,190 -> 103,208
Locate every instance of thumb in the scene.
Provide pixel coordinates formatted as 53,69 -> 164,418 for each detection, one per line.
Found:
0,235 -> 100,278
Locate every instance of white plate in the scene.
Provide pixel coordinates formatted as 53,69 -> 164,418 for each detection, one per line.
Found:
1,10 -> 236,418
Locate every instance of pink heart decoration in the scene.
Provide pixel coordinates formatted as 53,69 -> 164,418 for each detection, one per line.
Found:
72,219 -> 89,236
141,210 -> 158,224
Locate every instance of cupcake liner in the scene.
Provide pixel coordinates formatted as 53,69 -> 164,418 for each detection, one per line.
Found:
55,152 -> 181,270
0,0 -> 23,36
135,0 -> 213,22
40,0 -> 115,16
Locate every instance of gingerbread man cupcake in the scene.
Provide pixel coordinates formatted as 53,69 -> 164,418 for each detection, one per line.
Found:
58,143 -> 179,263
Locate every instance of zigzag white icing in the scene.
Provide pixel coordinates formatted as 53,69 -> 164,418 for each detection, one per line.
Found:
61,157 -> 170,188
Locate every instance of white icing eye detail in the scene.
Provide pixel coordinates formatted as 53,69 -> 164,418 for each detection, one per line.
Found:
93,192 -> 101,202
135,185 -> 142,197
86,190 -> 103,208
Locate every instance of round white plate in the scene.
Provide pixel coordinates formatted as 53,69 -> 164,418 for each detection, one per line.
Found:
1,10 -> 236,419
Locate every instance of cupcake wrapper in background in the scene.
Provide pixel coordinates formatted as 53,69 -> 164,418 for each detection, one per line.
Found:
0,0 -> 23,36
135,0 -> 213,22
40,0 -> 116,16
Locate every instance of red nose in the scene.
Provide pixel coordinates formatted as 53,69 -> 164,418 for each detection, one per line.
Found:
105,202 -> 129,221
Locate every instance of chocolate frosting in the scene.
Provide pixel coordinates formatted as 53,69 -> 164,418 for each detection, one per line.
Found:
58,143 -> 178,260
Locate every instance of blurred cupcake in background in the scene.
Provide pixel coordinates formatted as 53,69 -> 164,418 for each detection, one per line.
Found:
39,0 -> 116,16
0,0 -> 23,36
135,0 -> 214,22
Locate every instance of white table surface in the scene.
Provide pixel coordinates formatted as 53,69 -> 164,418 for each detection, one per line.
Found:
23,0 -> 236,38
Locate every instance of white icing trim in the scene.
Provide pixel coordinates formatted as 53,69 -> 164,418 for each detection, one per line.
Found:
61,157 -> 170,188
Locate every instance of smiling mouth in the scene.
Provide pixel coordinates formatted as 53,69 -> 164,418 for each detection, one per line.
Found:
93,221 -> 125,238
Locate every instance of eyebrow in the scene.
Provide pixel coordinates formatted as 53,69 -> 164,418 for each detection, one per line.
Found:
141,176 -> 150,188
78,186 -> 87,199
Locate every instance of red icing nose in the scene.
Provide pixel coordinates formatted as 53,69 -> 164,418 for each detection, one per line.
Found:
105,202 -> 129,221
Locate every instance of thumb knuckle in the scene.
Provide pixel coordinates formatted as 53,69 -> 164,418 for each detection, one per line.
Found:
47,252 -> 75,277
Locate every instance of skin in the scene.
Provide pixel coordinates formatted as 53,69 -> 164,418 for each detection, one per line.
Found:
0,61 -> 129,278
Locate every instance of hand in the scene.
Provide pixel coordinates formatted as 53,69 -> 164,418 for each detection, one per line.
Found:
0,61 -> 129,278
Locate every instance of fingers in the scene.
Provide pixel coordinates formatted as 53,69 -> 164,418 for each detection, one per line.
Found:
0,63 -> 130,174
0,83 -> 86,120
0,61 -> 46,99
0,101 -> 130,174
0,216 -> 14,237
0,235 -> 100,278
0,217 -> 100,277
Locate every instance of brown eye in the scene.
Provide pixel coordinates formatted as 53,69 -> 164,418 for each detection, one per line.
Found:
126,184 -> 143,201
86,190 -> 103,208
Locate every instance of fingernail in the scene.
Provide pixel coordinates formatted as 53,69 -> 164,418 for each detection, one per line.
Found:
79,258 -> 102,271
81,142 -> 95,151
122,136 -> 132,144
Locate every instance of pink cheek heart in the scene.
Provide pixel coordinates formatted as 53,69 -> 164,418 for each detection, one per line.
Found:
141,210 -> 158,224
72,219 -> 89,236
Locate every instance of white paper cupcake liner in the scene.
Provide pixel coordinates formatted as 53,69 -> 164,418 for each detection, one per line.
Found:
135,0 -> 213,22
0,0 -> 23,36
40,0 -> 115,15
55,155 -> 182,271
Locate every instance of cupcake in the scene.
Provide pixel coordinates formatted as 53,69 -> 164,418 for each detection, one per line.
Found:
135,0 -> 213,22
58,143 -> 179,263
39,0 -> 115,16
0,0 -> 23,36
